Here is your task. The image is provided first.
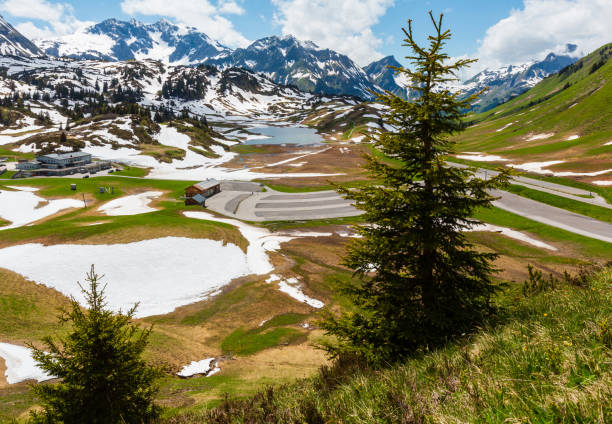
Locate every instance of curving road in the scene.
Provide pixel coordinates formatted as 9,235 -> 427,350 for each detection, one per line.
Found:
205,180 -> 612,243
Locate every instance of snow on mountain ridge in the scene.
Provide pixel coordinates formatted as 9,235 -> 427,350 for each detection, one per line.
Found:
204,34 -> 379,99
363,51 -> 578,111
0,15 -> 43,57
36,18 -> 229,65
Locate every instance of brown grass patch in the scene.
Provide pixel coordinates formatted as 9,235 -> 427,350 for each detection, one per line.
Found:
0,268 -> 71,344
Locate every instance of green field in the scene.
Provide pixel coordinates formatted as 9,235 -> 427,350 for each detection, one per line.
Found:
0,172 -> 611,421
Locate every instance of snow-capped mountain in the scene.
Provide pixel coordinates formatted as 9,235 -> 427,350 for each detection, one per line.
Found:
26,16 -> 582,105
363,50 -> 578,112
37,18 -> 229,64
0,54 -> 354,122
362,56 -> 410,99
0,15 -> 42,57
35,19 -> 378,99
204,35 -> 378,99
460,51 -> 578,112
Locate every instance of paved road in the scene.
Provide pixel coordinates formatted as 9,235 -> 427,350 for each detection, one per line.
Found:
255,199 -> 349,209
492,190 -> 612,244
206,187 -> 361,221
204,180 -> 611,244
255,206 -> 358,219
450,162 -> 612,209
220,181 -> 265,192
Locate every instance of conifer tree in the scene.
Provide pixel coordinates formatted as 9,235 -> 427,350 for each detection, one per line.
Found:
320,13 -> 509,364
29,266 -> 161,424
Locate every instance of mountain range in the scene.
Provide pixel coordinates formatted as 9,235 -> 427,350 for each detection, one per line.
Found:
364,47 -> 579,112
0,16 -> 581,107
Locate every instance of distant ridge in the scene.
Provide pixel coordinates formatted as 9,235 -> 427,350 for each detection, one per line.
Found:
0,15 -> 43,57
0,15 -> 578,105
363,49 -> 579,112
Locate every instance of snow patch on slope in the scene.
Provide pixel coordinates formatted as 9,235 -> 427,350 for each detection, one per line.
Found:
0,237 -> 254,317
0,343 -> 53,384
98,191 -> 162,216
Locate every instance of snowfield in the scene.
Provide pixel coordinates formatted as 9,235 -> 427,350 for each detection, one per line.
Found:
177,358 -> 219,378
0,209 -> 338,318
0,237 -> 254,317
0,186 -> 83,230
98,191 -> 162,216
456,153 -> 509,162
80,124 -> 340,182
525,133 -> 554,141
509,161 -> 612,177
0,342 -> 53,384
265,274 -> 324,308
184,211 -> 294,275
466,223 -> 557,251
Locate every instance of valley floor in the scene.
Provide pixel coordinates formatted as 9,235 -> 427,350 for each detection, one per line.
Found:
0,112 -> 611,421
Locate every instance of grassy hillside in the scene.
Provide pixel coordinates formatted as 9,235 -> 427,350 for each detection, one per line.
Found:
0,177 -> 610,421
163,266 -> 612,423
454,43 -> 612,183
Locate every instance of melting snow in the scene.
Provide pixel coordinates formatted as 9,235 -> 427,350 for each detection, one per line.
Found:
98,191 -> 162,216
275,276 -> 324,309
0,186 -> 82,230
0,237 -> 255,317
82,124 -> 337,181
526,133 -> 554,141
566,135 -> 580,141
184,211 -> 294,275
593,180 -> 612,186
466,223 -> 557,251
509,161 -> 612,177
495,122 -> 515,132
177,358 -> 219,378
0,342 -> 53,384
456,153 -> 508,162
336,231 -> 362,238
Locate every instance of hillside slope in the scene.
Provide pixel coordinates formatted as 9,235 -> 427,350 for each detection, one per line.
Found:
0,16 -> 42,57
453,43 -> 612,186
164,266 -> 612,423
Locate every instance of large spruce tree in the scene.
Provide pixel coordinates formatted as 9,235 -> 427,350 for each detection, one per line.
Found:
320,13 -> 509,363
29,266 -> 161,424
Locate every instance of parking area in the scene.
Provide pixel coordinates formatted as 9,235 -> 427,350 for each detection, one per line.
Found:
206,184 -> 362,221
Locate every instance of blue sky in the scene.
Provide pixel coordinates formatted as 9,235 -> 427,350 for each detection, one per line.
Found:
1,0 -> 611,73
52,1 -> 521,58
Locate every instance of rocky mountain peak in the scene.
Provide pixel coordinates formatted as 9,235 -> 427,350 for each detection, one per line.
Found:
0,15 -> 43,57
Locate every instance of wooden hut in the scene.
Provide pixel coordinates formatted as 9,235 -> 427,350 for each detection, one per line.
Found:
185,179 -> 221,206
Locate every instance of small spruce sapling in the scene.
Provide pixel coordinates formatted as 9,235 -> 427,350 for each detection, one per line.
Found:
29,266 -> 161,424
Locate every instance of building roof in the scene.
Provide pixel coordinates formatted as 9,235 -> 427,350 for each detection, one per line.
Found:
192,194 -> 206,204
193,179 -> 220,191
38,151 -> 91,160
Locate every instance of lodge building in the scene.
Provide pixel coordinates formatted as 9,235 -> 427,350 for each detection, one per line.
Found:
185,179 -> 221,206
15,152 -> 110,177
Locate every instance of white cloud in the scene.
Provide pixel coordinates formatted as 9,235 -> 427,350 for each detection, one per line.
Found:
475,0 -> 612,71
120,0 -> 250,48
0,0 -> 90,39
271,0 -> 395,65
217,1 -> 245,15
0,0 -> 63,21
